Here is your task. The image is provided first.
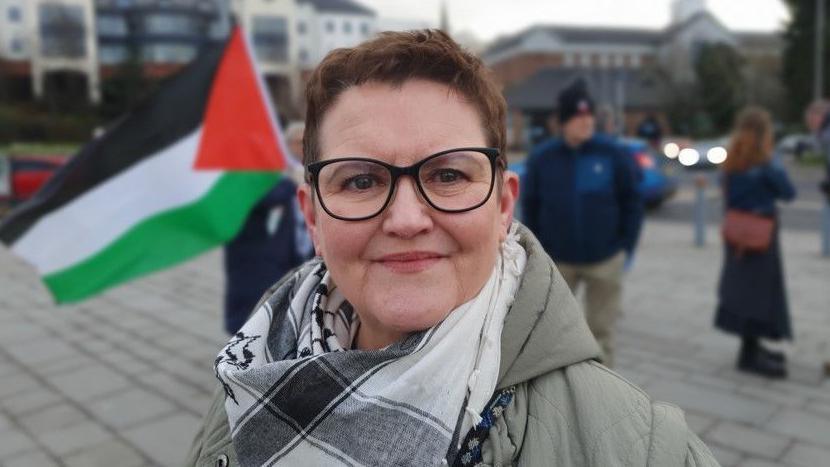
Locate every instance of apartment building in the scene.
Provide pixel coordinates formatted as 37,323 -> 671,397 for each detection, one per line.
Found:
0,0 -> 100,103
0,0 -> 385,112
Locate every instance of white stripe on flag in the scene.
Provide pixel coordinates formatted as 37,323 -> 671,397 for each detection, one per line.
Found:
12,128 -> 221,275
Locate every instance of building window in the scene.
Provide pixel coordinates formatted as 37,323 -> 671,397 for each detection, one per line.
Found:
8,6 -> 22,22
142,13 -> 199,35
10,38 -> 24,54
97,14 -> 128,37
297,21 -> 306,34
360,22 -> 369,36
299,48 -> 308,62
39,4 -> 86,58
99,44 -> 128,64
141,44 -> 196,63
343,21 -> 352,34
631,54 -> 641,68
253,16 -> 288,63
325,20 -> 334,33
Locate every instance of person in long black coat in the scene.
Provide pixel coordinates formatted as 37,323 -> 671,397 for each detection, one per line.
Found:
715,106 -> 796,378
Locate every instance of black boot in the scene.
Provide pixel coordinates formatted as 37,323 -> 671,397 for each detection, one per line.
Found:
759,344 -> 786,364
737,337 -> 787,379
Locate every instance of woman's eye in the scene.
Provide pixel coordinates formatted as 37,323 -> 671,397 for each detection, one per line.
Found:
347,175 -> 375,190
435,170 -> 463,183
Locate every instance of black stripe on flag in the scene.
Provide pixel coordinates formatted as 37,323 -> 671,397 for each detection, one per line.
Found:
0,40 -> 227,245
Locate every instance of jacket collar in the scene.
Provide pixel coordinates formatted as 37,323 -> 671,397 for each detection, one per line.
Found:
497,224 -> 602,388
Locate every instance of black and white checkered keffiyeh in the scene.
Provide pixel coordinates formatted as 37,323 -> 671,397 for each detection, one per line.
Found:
214,225 -> 526,466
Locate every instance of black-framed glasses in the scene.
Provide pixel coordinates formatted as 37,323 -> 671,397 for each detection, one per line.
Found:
306,147 -> 501,221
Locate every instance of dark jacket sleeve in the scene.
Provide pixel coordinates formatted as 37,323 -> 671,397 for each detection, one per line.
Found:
521,152 -> 541,234
614,147 -> 644,254
762,164 -> 796,202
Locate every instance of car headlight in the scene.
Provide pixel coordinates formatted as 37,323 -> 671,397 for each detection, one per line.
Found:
663,142 -> 680,159
706,146 -> 727,164
678,148 -> 700,166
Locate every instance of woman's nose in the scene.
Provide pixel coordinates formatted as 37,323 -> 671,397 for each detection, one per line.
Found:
381,177 -> 434,238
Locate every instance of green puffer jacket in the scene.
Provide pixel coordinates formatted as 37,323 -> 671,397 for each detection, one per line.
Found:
186,225 -> 720,466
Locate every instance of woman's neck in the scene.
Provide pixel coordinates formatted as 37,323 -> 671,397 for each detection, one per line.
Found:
354,322 -> 406,350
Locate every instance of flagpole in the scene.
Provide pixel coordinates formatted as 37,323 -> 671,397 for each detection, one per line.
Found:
237,21 -> 298,171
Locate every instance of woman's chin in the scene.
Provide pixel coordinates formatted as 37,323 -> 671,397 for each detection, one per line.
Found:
364,295 -> 455,336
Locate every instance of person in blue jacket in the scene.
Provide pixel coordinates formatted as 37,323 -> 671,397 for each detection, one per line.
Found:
223,123 -> 314,335
715,106 -> 796,378
522,79 -> 643,367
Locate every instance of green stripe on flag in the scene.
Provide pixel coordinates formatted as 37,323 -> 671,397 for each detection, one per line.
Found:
44,172 -> 281,303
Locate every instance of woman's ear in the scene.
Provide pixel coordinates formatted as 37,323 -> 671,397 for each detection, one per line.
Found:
499,171 -> 520,241
297,183 -> 322,256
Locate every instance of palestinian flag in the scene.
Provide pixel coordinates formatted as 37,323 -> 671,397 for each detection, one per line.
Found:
0,27 -> 289,303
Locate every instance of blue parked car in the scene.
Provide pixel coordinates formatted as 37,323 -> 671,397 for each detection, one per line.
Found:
509,137 -> 677,222
620,138 -> 678,208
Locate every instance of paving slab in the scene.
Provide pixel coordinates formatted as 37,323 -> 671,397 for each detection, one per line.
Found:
63,439 -> 147,467
88,388 -> 176,429
781,442 -> 830,467
0,427 -> 37,457
4,450 -> 61,467
765,408 -> 830,448
647,380 -> 778,425
46,365 -> 133,403
708,443 -> 744,467
18,403 -> 87,433
704,421 -> 791,460
0,387 -> 62,416
38,420 -> 114,456
737,459 -> 791,467
121,413 -> 202,467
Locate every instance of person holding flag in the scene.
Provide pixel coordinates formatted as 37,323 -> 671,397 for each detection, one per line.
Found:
223,122 -> 313,335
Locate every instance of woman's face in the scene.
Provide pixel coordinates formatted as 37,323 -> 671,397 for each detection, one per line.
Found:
298,79 -> 518,350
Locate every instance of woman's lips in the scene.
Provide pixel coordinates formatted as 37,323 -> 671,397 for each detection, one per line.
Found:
376,252 -> 445,273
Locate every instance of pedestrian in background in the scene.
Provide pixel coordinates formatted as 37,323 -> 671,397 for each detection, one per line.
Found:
804,100 -> 830,377
522,79 -> 644,367
594,104 -> 619,138
222,122 -> 313,335
715,106 -> 795,379
805,100 -> 830,198
636,113 -> 663,152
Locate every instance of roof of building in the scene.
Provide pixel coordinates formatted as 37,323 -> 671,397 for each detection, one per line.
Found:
503,66 -> 668,112
486,24 -> 663,57
297,0 -> 375,16
484,11 -> 780,60
660,10 -> 730,41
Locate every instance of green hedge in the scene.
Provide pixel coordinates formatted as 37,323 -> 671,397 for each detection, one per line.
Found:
0,104 -> 99,144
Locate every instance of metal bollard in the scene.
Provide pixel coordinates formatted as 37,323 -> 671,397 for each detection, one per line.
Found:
822,200 -> 830,257
694,174 -> 707,247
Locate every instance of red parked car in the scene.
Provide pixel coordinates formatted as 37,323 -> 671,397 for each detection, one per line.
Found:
0,154 -> 66,212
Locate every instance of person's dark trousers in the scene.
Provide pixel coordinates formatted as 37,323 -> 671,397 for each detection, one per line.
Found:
737,336 -> 787,378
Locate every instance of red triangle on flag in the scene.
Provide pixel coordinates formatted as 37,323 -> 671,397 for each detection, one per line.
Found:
194,27 -> 286,171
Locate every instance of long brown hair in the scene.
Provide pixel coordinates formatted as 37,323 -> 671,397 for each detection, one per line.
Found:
723,106 -> 774,173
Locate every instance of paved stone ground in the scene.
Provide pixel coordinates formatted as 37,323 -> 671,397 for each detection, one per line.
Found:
0,215 -> 828,466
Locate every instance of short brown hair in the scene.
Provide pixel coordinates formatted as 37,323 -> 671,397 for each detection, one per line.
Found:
303,29 -> 506,167
724,106 -> 774,173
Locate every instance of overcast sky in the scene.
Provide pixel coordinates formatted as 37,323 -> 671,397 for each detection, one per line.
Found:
360,0 -> 790,42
